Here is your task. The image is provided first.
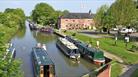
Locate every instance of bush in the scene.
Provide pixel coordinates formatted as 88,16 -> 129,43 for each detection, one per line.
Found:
72,33 -> 76,36
131,44 -> 138,52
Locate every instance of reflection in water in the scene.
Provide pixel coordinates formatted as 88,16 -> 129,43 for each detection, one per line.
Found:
32,31 -> 56,43
15,27 -> 26,39
11,21 -> 96,77
57,48 -> 79,67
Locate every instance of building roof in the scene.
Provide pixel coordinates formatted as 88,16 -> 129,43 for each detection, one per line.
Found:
61,13 -> 95,19
33,47 -> 54,65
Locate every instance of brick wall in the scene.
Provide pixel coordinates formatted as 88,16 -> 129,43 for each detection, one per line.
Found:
59,18 -> 95,30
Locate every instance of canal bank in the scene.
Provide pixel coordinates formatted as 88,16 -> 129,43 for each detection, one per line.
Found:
11,21 -> 98,77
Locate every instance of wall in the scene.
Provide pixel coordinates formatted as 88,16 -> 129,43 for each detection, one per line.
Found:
59,18 -> 95,30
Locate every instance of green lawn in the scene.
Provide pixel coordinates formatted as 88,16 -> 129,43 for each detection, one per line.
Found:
131,69 -> 138,77
110,61 -> 122,77
60,30 -> 138,77
64,31 -> 138,64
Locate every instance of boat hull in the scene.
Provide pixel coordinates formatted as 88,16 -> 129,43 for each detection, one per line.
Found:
94,59 -> 105,66
56,41 -> 80,59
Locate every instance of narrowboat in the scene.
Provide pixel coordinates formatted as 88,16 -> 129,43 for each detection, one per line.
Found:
56,37 -> 80,60
66,36 -> 105,65
3,43 -> 16,60
37,43 -> 47,51
39,27 -> 53,33
76,42 -> 105,65
32,45 -> 55,77
29,22 -> 37,30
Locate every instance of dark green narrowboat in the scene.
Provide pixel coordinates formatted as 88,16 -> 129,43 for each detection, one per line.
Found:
32,47 -> 55,77
66,36 -> 105,65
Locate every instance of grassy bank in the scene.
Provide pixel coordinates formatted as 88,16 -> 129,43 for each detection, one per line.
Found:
64,31 -> 138,64
0,8 -> 25,77
110,61 -> 122,77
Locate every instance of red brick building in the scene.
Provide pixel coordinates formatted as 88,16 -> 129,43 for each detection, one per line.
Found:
58,11 -> 95,30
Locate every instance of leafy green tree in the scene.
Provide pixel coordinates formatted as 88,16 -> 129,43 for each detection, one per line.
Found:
4,8 -> 26,28
103,14 -> 115,33
108,0 -> 137,27
0,8 -> 25,77
31,3 -> 55,26
62,10 -> 69,15
31,3 -> 70,28
94,4 -> 109,31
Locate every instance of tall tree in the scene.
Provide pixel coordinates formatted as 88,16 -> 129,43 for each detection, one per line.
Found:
94,4 -> 109,30
103,13 -> 115,33
108,0 -> 137,27
31,3 -> 55,26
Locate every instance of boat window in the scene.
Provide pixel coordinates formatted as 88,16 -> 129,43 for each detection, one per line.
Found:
73,49 -> 79,54
40,66 -> 44,76
44,65 -> 55,77
49,65 -> 55,77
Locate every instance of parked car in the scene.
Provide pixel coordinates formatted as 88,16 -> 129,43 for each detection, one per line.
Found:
112,28 -> 119,31
120,28 -> 137,33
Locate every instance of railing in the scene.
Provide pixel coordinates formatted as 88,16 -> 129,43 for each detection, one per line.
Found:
95,64 -> 109,76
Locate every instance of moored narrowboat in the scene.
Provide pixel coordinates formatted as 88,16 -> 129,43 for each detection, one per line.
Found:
29,22 -> 37,30
39,27 -> 53,33
56,37 -> 80,60
3,43 -> 16,60
66,36 -> 105,65
32,45 -> 55,77
77,42 -> 105,65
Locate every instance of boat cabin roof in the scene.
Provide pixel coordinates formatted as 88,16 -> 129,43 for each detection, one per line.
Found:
33,47 -> 54,65
77,42 -> 103,53
59,37 -> 78,49
6,43 -> 15,53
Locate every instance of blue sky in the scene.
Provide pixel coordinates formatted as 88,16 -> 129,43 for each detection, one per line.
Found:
0,0 -> 115,16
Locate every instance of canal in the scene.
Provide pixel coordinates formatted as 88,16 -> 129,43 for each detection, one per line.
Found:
11,21 -> 97,77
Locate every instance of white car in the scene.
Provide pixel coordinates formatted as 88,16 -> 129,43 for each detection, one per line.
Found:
112,28 -> 119,31
120,28 -> 137,33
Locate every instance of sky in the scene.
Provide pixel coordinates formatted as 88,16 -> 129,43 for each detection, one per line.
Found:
0,0 -> 115,16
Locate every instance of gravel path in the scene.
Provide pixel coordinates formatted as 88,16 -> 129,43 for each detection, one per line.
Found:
80,32 -> 113,38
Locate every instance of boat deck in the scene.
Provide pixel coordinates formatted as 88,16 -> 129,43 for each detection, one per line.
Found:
59,37 -> 78,49
33,47 -> 54,65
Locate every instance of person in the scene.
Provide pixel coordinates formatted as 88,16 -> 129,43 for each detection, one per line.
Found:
37,43 -> 41,48
42,44 -> 47,51
96,41 -> 100,48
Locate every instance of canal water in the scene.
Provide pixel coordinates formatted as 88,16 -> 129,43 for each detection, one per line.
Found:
11,21 -> 97,77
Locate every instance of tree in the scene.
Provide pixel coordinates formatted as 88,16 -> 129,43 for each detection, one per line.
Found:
4,8 -> 25,28
62,10 -> 69,15
0,8 -> 25,77
108,0 -> 137,27
31,3 -> 56,26
94,4 -> 109,31
103,14 -> 115,34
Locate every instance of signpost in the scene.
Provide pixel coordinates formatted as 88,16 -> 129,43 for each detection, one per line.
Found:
125,36 -> 129,48
96,41 -> 100,48
114,35 -> 118,46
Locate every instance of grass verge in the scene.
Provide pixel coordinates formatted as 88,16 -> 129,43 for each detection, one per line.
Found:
64,31 -> 138,64
110,61 -> 122,77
